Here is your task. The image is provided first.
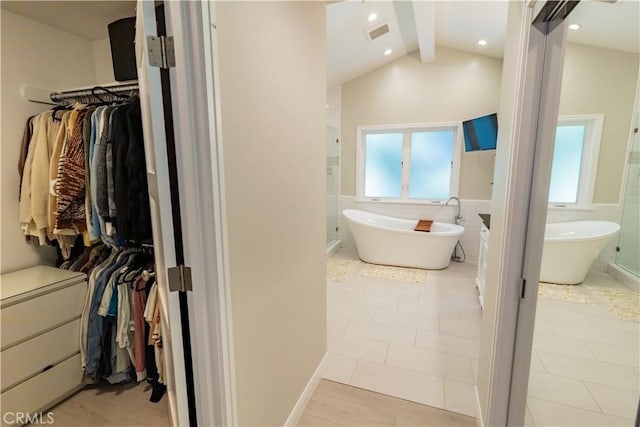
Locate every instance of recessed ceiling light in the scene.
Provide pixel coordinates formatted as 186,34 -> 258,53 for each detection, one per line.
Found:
368,13 -> 378,22
383,49 -> 393,56
569,23 -> 581,30
477,39 -> 488,46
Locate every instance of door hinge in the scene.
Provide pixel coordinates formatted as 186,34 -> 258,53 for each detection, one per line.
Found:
520,278 -> 527,299
167,265 -> 193,292
147,35 -> 176,69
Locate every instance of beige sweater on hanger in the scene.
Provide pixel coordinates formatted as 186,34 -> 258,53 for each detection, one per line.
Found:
19,111 -> 62,242
32,111 -> 61,234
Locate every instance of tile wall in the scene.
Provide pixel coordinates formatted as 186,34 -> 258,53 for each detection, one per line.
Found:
327,85 -> 341,128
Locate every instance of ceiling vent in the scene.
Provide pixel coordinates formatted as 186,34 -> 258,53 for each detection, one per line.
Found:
365,23 -> 390,41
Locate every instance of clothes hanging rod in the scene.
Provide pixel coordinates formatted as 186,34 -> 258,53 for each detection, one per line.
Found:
50,82 -> 139,104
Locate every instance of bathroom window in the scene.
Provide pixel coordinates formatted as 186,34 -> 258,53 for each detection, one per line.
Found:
548,114 -> 604,209
357,123 -> 461,202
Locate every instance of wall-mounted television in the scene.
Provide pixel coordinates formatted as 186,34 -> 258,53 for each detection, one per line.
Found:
463,113 -> 498,152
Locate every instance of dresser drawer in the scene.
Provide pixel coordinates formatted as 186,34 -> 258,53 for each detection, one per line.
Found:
1,282 -> 86,350
1,319 -> 81,391
0,353 -> 83,427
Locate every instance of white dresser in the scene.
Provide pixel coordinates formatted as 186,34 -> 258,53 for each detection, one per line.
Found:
1,266 -> 87,426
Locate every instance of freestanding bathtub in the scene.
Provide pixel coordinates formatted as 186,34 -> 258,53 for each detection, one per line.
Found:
540,221 -> 620,285
343,209 -> 464,270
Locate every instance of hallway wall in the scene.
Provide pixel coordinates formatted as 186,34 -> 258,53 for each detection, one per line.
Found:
216,2 -> 327,425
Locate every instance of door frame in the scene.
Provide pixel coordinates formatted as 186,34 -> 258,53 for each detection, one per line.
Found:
476,1 -> 573,425
162,2 -> 237,426
135,2 -> 191,426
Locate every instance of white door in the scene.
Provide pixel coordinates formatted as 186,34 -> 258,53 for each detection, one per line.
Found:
135,1 -> 192,426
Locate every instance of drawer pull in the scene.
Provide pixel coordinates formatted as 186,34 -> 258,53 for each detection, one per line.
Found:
41,365 -> 54,373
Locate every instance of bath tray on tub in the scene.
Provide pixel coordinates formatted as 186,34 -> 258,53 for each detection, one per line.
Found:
415,219 -> 433,232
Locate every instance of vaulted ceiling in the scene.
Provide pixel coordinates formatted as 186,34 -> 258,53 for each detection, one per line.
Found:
327,0 -> 640,87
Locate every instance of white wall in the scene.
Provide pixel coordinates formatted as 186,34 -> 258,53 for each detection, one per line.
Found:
216,2 -> 327,425
340,47 -> 503,199
559,43 -> 638,204
1,10 -> 98,273
92,37 -> 116,84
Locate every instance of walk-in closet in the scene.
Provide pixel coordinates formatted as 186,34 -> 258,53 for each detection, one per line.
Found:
1,2 -> 190,426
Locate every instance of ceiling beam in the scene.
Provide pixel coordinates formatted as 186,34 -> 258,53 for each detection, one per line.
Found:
412,1 -> 436,63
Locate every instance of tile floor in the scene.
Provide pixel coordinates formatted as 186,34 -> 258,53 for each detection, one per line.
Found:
528,272 -> 639,426
324,246 -> 640,426
324,247 -> 481,418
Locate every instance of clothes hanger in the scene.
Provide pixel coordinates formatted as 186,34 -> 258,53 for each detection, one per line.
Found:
141,269 -> 156,282
51,104 -> 73,121
92,85 -> 130,101
90,87 -> 108,104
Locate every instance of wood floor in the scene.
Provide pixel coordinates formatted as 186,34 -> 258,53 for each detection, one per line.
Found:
298,380 -> 477,426
42,381 -> 170,426
39,377 -> 474,426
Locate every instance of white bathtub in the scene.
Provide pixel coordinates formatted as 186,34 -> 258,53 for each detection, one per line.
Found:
343,209 -> 464,270
540,221 -> 620,285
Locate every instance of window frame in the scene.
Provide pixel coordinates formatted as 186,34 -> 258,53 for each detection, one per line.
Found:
548,114 -> 604,210
356,122 -> 462,204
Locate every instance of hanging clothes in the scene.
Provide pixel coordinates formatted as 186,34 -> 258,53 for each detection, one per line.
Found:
18,92 -> 163,402
133,276 -> 149,381
17,96 -> 152,253
19,111 -> 61,243
18,115 -> 36,199
56,107 -> 89,232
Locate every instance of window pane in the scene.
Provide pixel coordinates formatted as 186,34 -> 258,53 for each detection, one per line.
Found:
364,133 -> 403,198
549,125 -> 585,204
409,130 -> 454,200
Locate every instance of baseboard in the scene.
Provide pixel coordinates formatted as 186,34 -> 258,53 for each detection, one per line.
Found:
283,353 -> 327,427
608,262 -> 640,292
475,386 -> 484,427
326,240 -> 341,256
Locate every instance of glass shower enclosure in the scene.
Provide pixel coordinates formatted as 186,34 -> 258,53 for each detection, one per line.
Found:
327,125 -> 340,249
616,112 -> 639,277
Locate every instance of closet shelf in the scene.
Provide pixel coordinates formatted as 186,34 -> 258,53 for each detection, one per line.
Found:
22,81 -> 138,106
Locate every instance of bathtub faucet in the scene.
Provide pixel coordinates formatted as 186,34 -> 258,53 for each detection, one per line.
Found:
445,196 -> 464,225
